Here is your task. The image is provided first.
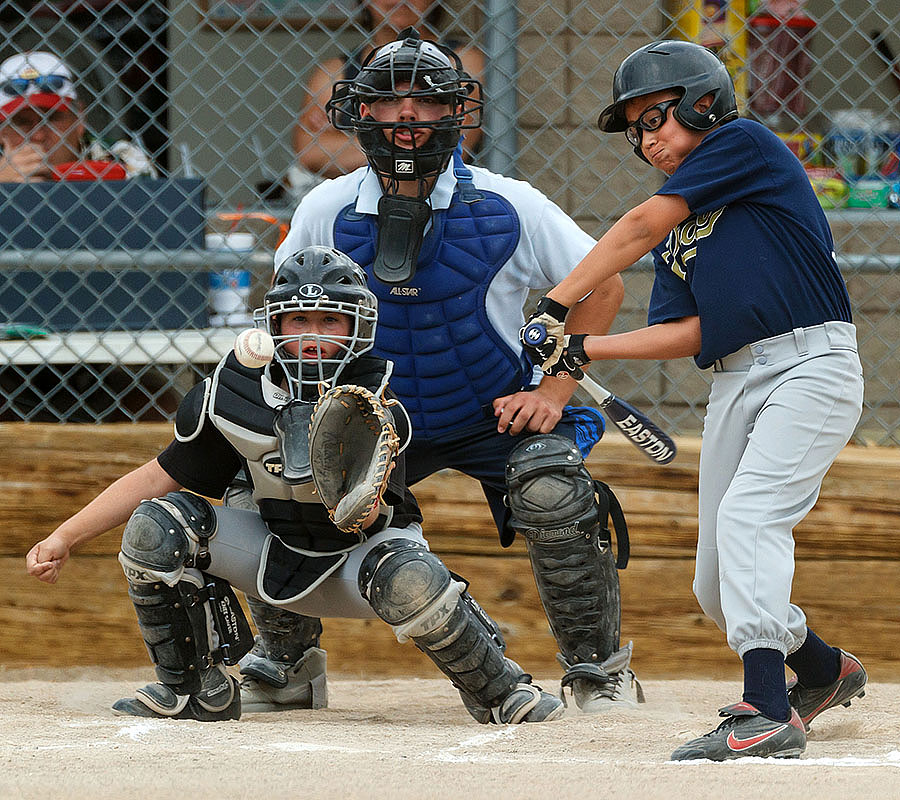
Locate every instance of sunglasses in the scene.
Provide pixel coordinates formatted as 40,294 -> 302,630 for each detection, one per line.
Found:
1,74 -> 70,97
625,98 -> 680,147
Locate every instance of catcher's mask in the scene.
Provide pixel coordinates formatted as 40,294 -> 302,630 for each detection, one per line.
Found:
327,26 -> 482,194
327,28 -> 482,285
256,246 -> 377,401
597,40 -> 738,164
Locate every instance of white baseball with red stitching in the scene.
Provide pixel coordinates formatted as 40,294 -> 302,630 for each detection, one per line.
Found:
234,328 -> 274,368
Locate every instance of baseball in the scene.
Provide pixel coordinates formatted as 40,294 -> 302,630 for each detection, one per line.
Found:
234,328 -> 274,368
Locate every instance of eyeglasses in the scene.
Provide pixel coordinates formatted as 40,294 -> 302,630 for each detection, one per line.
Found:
1,75 -> 70,97
625,98 -> 680,147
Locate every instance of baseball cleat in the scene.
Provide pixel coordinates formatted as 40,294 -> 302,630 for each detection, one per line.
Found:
788,649 -> 867,730
112,674 -> 241,721
492,682 -> 566,724
239,646 -> 328,712
560,642 -> 646,713
670,702 -> 806,761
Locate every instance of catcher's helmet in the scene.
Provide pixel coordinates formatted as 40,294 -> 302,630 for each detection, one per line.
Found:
598,40 -> 738,159
327,27 -> 482,186
259,246 -> 377,397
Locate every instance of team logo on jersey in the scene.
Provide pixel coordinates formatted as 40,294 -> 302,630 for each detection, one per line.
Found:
660,206 -> 725,280
298,283 -> 324,298
394,158 -> 415,174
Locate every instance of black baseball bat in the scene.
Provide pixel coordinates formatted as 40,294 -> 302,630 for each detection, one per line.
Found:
522,321 -> 677,464
576,372 -> 677,464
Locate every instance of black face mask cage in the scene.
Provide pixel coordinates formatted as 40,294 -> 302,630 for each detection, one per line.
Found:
327,31 -> 483,194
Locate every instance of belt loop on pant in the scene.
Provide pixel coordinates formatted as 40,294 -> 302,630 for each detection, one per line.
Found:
792,327 -> 808,356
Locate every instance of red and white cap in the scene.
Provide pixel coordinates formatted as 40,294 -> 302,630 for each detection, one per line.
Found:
0,51 -> 78,120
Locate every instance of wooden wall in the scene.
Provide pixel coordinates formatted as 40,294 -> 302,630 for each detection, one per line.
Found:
3,423 -> 899,679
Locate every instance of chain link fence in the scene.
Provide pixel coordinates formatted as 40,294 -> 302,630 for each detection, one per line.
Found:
1,1 -> 898,442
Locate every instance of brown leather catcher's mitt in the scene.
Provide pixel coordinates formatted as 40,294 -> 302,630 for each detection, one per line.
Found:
308,384 -> 400,533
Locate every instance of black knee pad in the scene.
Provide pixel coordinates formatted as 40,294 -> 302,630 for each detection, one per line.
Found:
121,496 -> 192,578
359,540 -> 518,709
120,493 -> 251,693
358,539 -> 456,631
506,434 -> 599,541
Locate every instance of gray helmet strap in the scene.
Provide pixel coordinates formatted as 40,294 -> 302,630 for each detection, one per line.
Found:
373,192 -> 432,285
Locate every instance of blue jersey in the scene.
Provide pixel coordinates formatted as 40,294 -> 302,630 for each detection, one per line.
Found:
647,118 -> 852,369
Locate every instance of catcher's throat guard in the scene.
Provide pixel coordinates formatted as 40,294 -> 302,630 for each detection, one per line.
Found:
273,400 -> 315,484
373,192 -> 431,285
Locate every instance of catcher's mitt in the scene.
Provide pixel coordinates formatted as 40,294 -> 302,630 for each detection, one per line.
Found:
308,384 -> 400,534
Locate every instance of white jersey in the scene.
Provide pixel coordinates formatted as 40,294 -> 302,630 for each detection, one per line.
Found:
275,161 -> 596,378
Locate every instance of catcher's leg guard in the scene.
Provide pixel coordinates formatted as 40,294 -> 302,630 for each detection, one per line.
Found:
506,434 -> 642,711
114,492 -> 252,720
222,483 -> 328,711
358,539 -> 564,724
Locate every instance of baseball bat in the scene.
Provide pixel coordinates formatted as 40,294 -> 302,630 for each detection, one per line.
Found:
576,372 -> 677,465
522,321 -> 677,464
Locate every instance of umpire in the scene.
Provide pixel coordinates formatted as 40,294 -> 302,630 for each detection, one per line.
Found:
238,27 -> 641,715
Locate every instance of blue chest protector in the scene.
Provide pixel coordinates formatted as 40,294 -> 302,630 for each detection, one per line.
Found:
334,157 -> 530,440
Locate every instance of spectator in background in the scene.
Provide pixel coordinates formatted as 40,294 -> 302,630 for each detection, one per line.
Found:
0,51 -> 155,182
288,0 -> 484,201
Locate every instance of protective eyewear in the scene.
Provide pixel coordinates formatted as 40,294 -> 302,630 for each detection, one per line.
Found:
1,74 -> 70,96
625,98 -> 680,147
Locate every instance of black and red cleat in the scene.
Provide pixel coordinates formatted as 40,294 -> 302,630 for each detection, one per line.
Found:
788,649 -> 867,730
670,702 -> 806,761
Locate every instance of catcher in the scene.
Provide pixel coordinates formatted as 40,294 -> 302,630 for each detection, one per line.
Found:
25,245 -> 564,724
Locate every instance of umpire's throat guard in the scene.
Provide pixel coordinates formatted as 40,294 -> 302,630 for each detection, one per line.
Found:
372,192 -> 431,285
273,401 -> 315,485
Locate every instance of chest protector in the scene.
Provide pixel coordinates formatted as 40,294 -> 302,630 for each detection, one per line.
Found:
204,354 -> 318,506
334,159 -> 529,440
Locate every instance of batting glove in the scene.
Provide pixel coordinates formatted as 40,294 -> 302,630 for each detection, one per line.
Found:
520,296 -> 569,370
543,333 -> 590,380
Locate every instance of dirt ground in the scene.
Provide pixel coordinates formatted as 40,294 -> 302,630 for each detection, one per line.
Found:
2,668 -> 898,800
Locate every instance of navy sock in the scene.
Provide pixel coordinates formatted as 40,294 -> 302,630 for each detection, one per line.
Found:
785,628 -> 841,688
742,648 -> 790,722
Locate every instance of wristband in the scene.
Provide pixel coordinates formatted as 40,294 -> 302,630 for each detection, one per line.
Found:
566,334 -> 590,367
533,296 -> 570,323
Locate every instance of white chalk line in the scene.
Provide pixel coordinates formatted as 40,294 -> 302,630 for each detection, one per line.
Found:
256,742 -> 382,755
30,721 -> 900,768
430,727 -> 519,762
667,750 -> 900,768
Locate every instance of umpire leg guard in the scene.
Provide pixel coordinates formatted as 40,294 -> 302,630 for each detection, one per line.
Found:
359,539 -> 564,724
223,481 -> 328,711
506,434 -> 643,712
113,492 -> 253,721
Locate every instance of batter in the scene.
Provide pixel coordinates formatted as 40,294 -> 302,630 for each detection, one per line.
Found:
521,39 -> 867,761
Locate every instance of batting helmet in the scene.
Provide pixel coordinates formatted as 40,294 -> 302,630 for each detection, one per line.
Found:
327,27 -> 482,185
598,40 -> 738,159
260,246 -> 377,397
